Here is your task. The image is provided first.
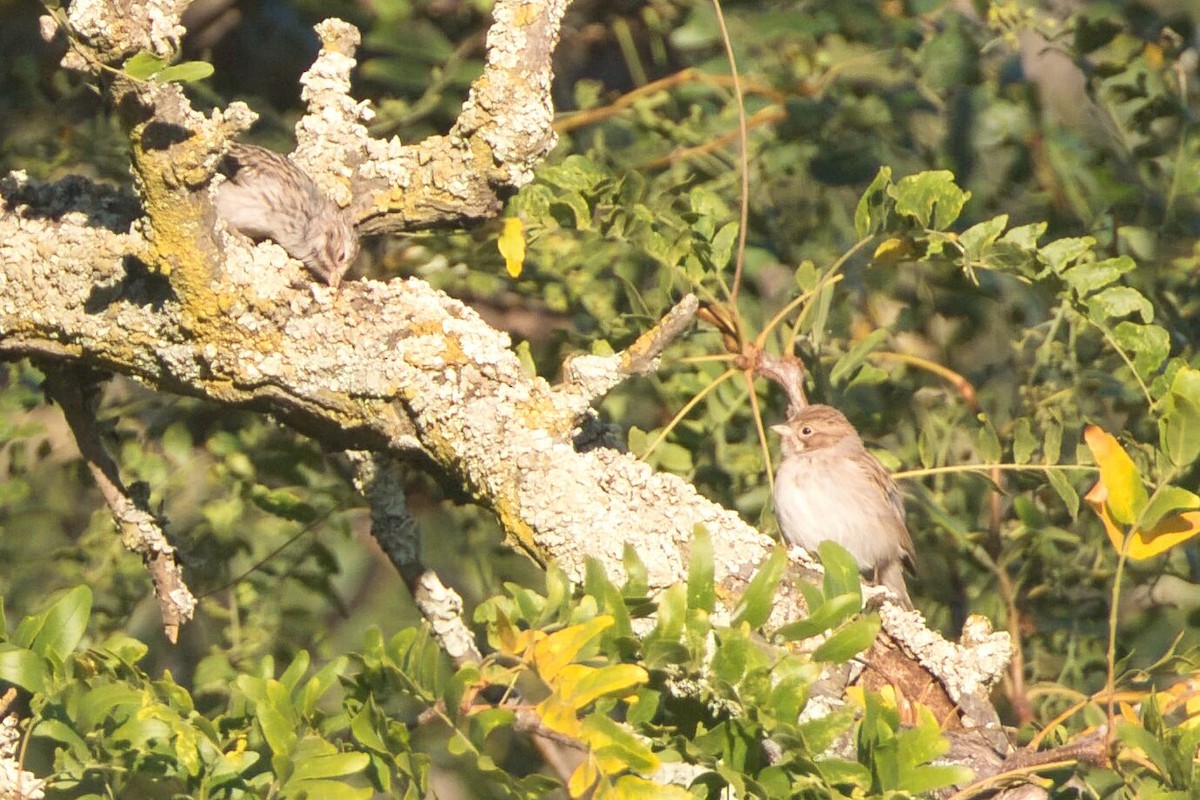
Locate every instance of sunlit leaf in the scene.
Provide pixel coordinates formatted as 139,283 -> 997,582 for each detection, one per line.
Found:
889,171 -> 968,230
15,585 -> 91,660
122,51 -> 168,79
775,593 -> 861,641
818,541 -> 861,601
687,524 -> 715,613
498,217 -> 526,278
154,61 -> 215,83
1086,481 -> 1200,559
731,548 -> 787,628
532,616 -> 614,682
1161,367 -> 1200,467
1083,424 -> 1148,525
812,615 -> 881,662
854,167 -> 893,236
0,645 -> 46,693
554,663 -> 648,710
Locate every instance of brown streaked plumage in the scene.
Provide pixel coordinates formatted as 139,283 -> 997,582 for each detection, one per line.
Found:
214,143 -> 358,287
771,404 -> 916,608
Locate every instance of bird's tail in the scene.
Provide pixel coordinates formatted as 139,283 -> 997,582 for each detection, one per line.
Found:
876,561 -> 913,610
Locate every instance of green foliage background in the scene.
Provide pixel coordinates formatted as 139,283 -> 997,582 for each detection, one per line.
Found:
2,0 -> 1200,796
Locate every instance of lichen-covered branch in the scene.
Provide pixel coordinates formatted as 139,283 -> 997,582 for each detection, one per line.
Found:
41,366 -> 195,643
50,0 -> 566,238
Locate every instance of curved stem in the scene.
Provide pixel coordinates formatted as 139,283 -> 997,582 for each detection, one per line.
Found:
639,367 -> 739,459
710,0 -> 750,341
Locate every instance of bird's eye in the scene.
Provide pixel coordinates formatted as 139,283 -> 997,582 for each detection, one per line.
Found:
800,425 -> 814,436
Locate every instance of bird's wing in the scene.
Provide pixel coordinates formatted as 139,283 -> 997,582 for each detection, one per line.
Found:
867,454 -> 917,569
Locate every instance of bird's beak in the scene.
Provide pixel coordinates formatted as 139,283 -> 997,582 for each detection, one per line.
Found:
770,424 -> 789,437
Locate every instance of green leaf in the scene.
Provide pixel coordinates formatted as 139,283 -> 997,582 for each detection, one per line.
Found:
15,585 -> 91,660
30,718 -> 89,755
1060,255 -> 1136,297
653,584 -> 687,640
818,541 -> 861,601
710,222 -> 739,271
122,51 -> 168,79
812,614 -> 881,662
282,780 -> 372,800
1013,418 -> 1036,464
687,524 -> 715,613
1087,286 -> 1153,323
624,687 -> 660,726
469,707 -> 516,747
249,485 -> 318,523
854,167 -> 893,236
0,645 -> 46,693
1113,322 -> 1170,380
290,751 -> 371,782
775,593 -> 862,641
906,763 -> 975,794
1047,469 -> 1080,518
153,61 -> 215,84
279,650 -> 311,692
999,221 -> 1046,250
1137,487 -> 1200,531
543,155 -> 607,192
622,544 -> 649,597
1038,236 -> 1095,273
958,214 -> 1008,261
77,683 -> 142,730
1161,367 -> 1200,467
830,329 -> 888,387
976,417 -> 1002,463
889,171 -> 968,229
731,548 -> 788,629
1043,422 -> 1063,464
297,656 -> 347,717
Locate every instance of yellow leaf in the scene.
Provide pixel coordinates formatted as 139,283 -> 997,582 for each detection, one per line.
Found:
1144,42 -> 1164,68
1185,694 -> 1200,729
1084,481 -> 1126,554
532,616 -> 614,682
612,775 -> 693,799
1131,511 -> 1200,558
536,695 -> 583,738
1083,425 -> 1148,525
555,663 -> 649,711
1085,481 -> 1200,559
569,756 -> 602,799
498,217 -> 526,278
492,611 -> 542,658
872,236 -> 914,265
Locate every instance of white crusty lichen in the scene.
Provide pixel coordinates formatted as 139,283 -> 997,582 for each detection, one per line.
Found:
0,715 -> 44,799
889,606 -> 1012,704
65,0 -> 186,61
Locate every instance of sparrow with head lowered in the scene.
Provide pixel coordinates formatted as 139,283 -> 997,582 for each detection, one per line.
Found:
772,404 -> 916,608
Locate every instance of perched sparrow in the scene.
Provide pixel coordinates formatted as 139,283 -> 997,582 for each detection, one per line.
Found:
214,143 -> 359,287
772,404 -> 916,608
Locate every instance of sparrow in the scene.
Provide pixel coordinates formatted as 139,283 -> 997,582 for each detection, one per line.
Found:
772,404 -> 916,608
214,143 -> 359,288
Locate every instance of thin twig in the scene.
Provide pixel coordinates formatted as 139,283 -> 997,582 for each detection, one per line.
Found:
42,366 -> 194,642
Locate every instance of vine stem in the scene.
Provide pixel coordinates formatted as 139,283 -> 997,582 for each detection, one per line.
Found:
709,0 -> 750,339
